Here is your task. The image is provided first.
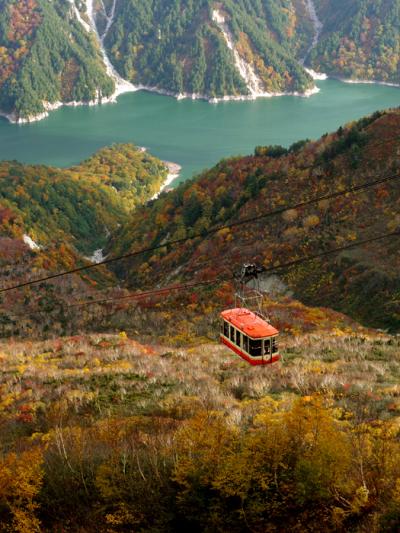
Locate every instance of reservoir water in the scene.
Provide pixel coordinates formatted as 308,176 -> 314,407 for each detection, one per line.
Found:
0,79 -> 398,184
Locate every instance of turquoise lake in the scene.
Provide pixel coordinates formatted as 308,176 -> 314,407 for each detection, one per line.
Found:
0,79 -> 399,184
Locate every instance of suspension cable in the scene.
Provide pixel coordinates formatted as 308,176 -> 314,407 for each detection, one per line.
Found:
68,230 -> 400,309
1,171 -> 399,294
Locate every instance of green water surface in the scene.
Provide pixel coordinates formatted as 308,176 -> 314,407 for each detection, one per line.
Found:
0,79 -> 398,183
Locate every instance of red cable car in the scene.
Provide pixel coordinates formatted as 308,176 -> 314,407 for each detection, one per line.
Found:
220,308 -> 280,365
219,263 -> 280,365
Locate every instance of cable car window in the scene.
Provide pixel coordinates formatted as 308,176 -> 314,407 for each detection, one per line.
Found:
236,330 -> 241,347
249,339 -> 262,357
230,326 -> 235,342
272,338 -> 278,353
264,339 -> 271,355
223,321 -> 229,337
243,335 -> 249,353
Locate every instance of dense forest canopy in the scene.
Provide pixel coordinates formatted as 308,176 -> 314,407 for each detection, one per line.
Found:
104,0 -> 314,96
0,143 -> 168,338
0,0 -> 398,119
311,0 -> 400,83
0,144 -> 167,253
2,348 -> 400,533
0,0 -> 114,120
1,110 -> 399,339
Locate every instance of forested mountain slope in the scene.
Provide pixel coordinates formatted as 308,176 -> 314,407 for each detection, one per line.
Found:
0,0 -> 398,119
0,144 -> 167,253
310,0 -> 400,84
108,109 -> 400,331
1,329 -> 400,532
2,112 -> 400,532
0,144 -> 167,337
103,0 -> 314,98
0,0 -> 114,121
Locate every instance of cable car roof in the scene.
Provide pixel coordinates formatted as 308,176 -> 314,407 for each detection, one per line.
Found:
221,308 -> 279,339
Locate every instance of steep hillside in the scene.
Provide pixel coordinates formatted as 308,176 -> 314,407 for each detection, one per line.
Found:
103,0 -> 314,98
0,144 -> 167,253
0,0 -> 398,119
1,328 -> 400,531
107,109 -> 400,331
310,0 -> 400,84
0,144 -> 168,337
0,0 -> 114,121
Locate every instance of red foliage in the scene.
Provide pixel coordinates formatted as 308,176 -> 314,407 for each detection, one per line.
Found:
17,404 -> 34,423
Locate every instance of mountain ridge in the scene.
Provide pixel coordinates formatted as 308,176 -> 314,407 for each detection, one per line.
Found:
1,110 -> 399,336
106,108 -> 400,331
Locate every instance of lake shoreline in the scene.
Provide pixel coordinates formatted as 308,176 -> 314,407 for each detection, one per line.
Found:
1,78 -> 399,185
0,84 -> 320,125
151,161 -> 182,200
339,77 -> 400,88
2,74 -> 399,126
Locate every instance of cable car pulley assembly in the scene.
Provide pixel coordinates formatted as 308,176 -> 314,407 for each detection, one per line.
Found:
220,264 -> 280,366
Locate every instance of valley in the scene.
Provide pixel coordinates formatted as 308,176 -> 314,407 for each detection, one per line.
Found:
1,108 -> 400,338
0,1 -> 399,530
0,103 -> 400,533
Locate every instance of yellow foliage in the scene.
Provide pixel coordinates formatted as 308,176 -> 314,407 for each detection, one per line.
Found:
393,478 -> 400,505
105,503 -> 141,527
0,447 -> 44,532
332,327 -> 346,337
96,462 -> 120,501
17,364 -> 27,374
350,486 -> 370,513
173,411 -> 237,495
303,214 -> 320,228
217,227 -> 230,239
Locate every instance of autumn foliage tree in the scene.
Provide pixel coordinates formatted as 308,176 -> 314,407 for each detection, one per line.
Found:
0,447 -> 44,532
